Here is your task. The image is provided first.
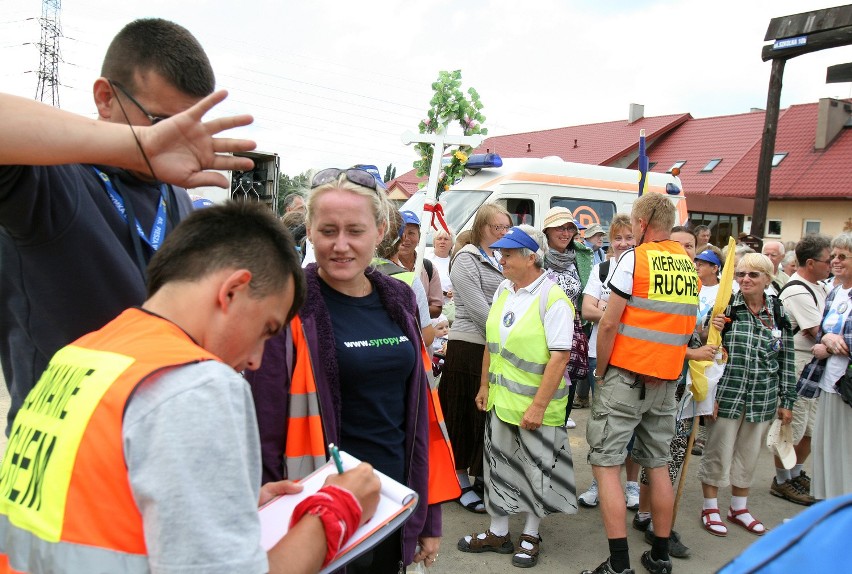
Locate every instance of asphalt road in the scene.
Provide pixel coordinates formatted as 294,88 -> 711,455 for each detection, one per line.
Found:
0,372 -> 807,573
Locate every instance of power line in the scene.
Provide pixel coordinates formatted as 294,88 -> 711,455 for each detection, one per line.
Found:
35,0 -> 61,106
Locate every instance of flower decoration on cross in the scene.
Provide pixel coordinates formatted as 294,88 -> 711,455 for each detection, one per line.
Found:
413,70 -> 487,199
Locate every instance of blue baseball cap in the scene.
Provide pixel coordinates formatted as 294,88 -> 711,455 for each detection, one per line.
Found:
399,210 -> 420,238
490,226 -> 541,252
190,195 -> 215,210
695,249 -> 721,267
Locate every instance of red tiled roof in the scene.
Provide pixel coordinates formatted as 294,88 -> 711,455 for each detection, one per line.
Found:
630,110 -> 767,196
711,102 -> 852,199
472,114 -> 691,165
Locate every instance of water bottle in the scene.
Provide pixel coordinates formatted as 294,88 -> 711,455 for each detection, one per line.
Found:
409,545 -> 426,573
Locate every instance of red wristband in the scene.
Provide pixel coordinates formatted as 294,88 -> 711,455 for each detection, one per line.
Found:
289,485 -> 363,567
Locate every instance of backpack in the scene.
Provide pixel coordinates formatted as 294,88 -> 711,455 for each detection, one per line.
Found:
718,494 -> 852,573
720,293 -> 792,340
778,279 -> 818,335
598,260 -> 611,284
423,258 -> 434,282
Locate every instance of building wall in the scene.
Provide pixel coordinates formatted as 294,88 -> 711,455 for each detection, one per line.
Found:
764,200 -> 852,243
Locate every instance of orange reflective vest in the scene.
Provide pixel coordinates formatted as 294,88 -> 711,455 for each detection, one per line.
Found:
609,240 -> 698,380
283,314 -> 460,505
0,308 -> 217,574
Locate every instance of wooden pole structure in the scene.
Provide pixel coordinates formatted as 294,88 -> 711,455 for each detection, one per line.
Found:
752,58 -> 786,239
671,415 -> 700,527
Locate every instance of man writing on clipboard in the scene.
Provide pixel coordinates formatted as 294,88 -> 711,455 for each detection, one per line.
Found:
0,203 -> 380,574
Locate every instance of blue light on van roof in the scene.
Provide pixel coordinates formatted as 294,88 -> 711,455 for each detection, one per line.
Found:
666,183 -> 681,195
466,153 -> 503,169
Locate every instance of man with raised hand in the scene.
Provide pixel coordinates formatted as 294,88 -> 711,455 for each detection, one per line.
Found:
0,18 -> 255,434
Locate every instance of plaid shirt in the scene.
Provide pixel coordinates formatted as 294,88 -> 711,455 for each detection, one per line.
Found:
716,292 -> 796,422
797,286 -> 852,398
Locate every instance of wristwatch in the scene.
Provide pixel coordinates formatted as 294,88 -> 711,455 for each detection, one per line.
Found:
593,368 -> 605,381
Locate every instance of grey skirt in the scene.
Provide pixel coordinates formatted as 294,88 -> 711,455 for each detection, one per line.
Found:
813,391 -> 852,500
483,410 -> 578,517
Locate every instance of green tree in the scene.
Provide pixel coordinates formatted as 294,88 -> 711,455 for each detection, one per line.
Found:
384,164 -> 397,182
278,171 -> 311,216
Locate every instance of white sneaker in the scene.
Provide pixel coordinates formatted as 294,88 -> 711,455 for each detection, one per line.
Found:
564,417 -> 577,429
625,481 -> 640,510
578,479 -> 599,508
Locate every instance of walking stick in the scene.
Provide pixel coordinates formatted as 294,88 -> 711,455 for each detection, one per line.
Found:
671,414 -> 700,528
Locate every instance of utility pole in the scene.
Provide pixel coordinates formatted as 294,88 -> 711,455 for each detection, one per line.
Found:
754,4 -> 852,238
35,0 -> 62,107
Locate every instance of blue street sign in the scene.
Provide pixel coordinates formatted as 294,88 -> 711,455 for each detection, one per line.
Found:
773,36 -> 807,50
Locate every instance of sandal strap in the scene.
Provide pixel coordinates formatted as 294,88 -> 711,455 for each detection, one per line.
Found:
516,534 -> 541,557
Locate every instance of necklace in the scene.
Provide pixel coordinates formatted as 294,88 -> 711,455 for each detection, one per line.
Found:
747,301 -> 782,351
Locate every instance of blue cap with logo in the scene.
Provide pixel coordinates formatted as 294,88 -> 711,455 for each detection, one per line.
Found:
489,226 -> 541,253
695,249 -> 721,267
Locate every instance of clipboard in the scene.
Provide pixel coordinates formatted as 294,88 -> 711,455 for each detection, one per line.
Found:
258,450 -> 419,573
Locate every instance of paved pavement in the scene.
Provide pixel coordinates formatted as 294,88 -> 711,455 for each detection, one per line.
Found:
429,408 -> 810,574
0,371 -> 809,573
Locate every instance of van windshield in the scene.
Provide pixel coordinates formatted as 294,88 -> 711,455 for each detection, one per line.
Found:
399,189 -> 492,237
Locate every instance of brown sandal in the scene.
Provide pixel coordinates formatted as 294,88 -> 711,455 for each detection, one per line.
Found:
457,530 -> 514,554
727,507 -> 766,536
512,533 -> 542,568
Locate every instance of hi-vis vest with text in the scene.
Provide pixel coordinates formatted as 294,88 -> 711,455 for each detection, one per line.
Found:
0,308 -> 217,574
486,279 -> 572,427
609,240 -> 698,380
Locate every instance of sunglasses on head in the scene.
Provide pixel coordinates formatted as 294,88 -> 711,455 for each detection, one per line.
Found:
735,271 -> 763,279
311,168 -> 379,192
108,79 -> 169,125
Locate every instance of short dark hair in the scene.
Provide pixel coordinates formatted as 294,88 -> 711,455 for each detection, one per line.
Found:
693,224 -> 710,235
670,225 -> 697,241
101,19 -> 215,97
795,234 -> 831,266
147,202 -> 305,321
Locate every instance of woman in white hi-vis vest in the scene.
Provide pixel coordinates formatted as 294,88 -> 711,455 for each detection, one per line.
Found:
457,225 -> 577,569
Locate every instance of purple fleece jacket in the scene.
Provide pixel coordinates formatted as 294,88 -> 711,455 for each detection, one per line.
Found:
245,263 -> 441,564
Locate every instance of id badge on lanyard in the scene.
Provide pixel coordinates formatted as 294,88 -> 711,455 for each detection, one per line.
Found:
92,167 -> 169,251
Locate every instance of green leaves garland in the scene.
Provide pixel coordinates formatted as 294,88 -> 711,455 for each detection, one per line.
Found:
414,70 -> 486,197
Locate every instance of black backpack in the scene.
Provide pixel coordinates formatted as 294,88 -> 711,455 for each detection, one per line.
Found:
720,293 -> 791,339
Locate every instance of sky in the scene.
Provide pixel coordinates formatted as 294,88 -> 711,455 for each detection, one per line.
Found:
1,0 -> 851,178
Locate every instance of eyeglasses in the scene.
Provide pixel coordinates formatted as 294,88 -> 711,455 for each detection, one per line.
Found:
811,258 -> 831,265
311,168 -> 379,192
829,253 -> 849,262
108,79 -> 168,125
489,224 -> 511,232
551,225 -> 577,234
735,271 -> 763,279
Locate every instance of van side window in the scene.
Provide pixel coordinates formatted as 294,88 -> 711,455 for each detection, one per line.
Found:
505,199 -> 535,226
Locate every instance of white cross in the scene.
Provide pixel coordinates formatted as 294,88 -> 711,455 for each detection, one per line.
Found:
401,127 -> 483,277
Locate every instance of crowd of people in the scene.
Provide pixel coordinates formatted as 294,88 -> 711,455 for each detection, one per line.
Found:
0,16 -> 850,574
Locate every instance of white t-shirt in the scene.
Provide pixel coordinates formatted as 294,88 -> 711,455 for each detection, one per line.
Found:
583,261 -> 617,358
492,274 -> 574,350
819,286 -> 852,394
697,283 -> 720,328
779,272 -> 828,369
431,254 -> 453,302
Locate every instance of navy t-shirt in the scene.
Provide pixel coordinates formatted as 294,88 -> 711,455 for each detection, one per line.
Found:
320,279 -> 415,483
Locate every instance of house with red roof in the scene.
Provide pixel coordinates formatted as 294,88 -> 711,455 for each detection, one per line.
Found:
388,100 -> 851,244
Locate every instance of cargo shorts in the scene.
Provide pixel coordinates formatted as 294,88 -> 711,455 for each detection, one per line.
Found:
586,365 -> 677,468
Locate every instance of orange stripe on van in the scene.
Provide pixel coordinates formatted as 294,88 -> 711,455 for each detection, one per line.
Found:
474,172 -> 676,196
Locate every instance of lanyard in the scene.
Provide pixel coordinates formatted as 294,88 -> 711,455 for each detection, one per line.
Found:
478,246 -> 502,271
92,167 -> 169,251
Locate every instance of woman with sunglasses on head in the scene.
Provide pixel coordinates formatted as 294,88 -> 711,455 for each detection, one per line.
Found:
246,168 -> 455,572
697,253 -> 796,538
800,233 -> 852,500
438,203 -> 511,514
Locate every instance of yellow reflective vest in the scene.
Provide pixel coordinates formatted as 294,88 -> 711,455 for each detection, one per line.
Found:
485,277 -> 572,427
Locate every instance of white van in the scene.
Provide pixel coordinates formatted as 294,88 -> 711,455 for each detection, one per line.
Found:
400,154 -> 688,243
